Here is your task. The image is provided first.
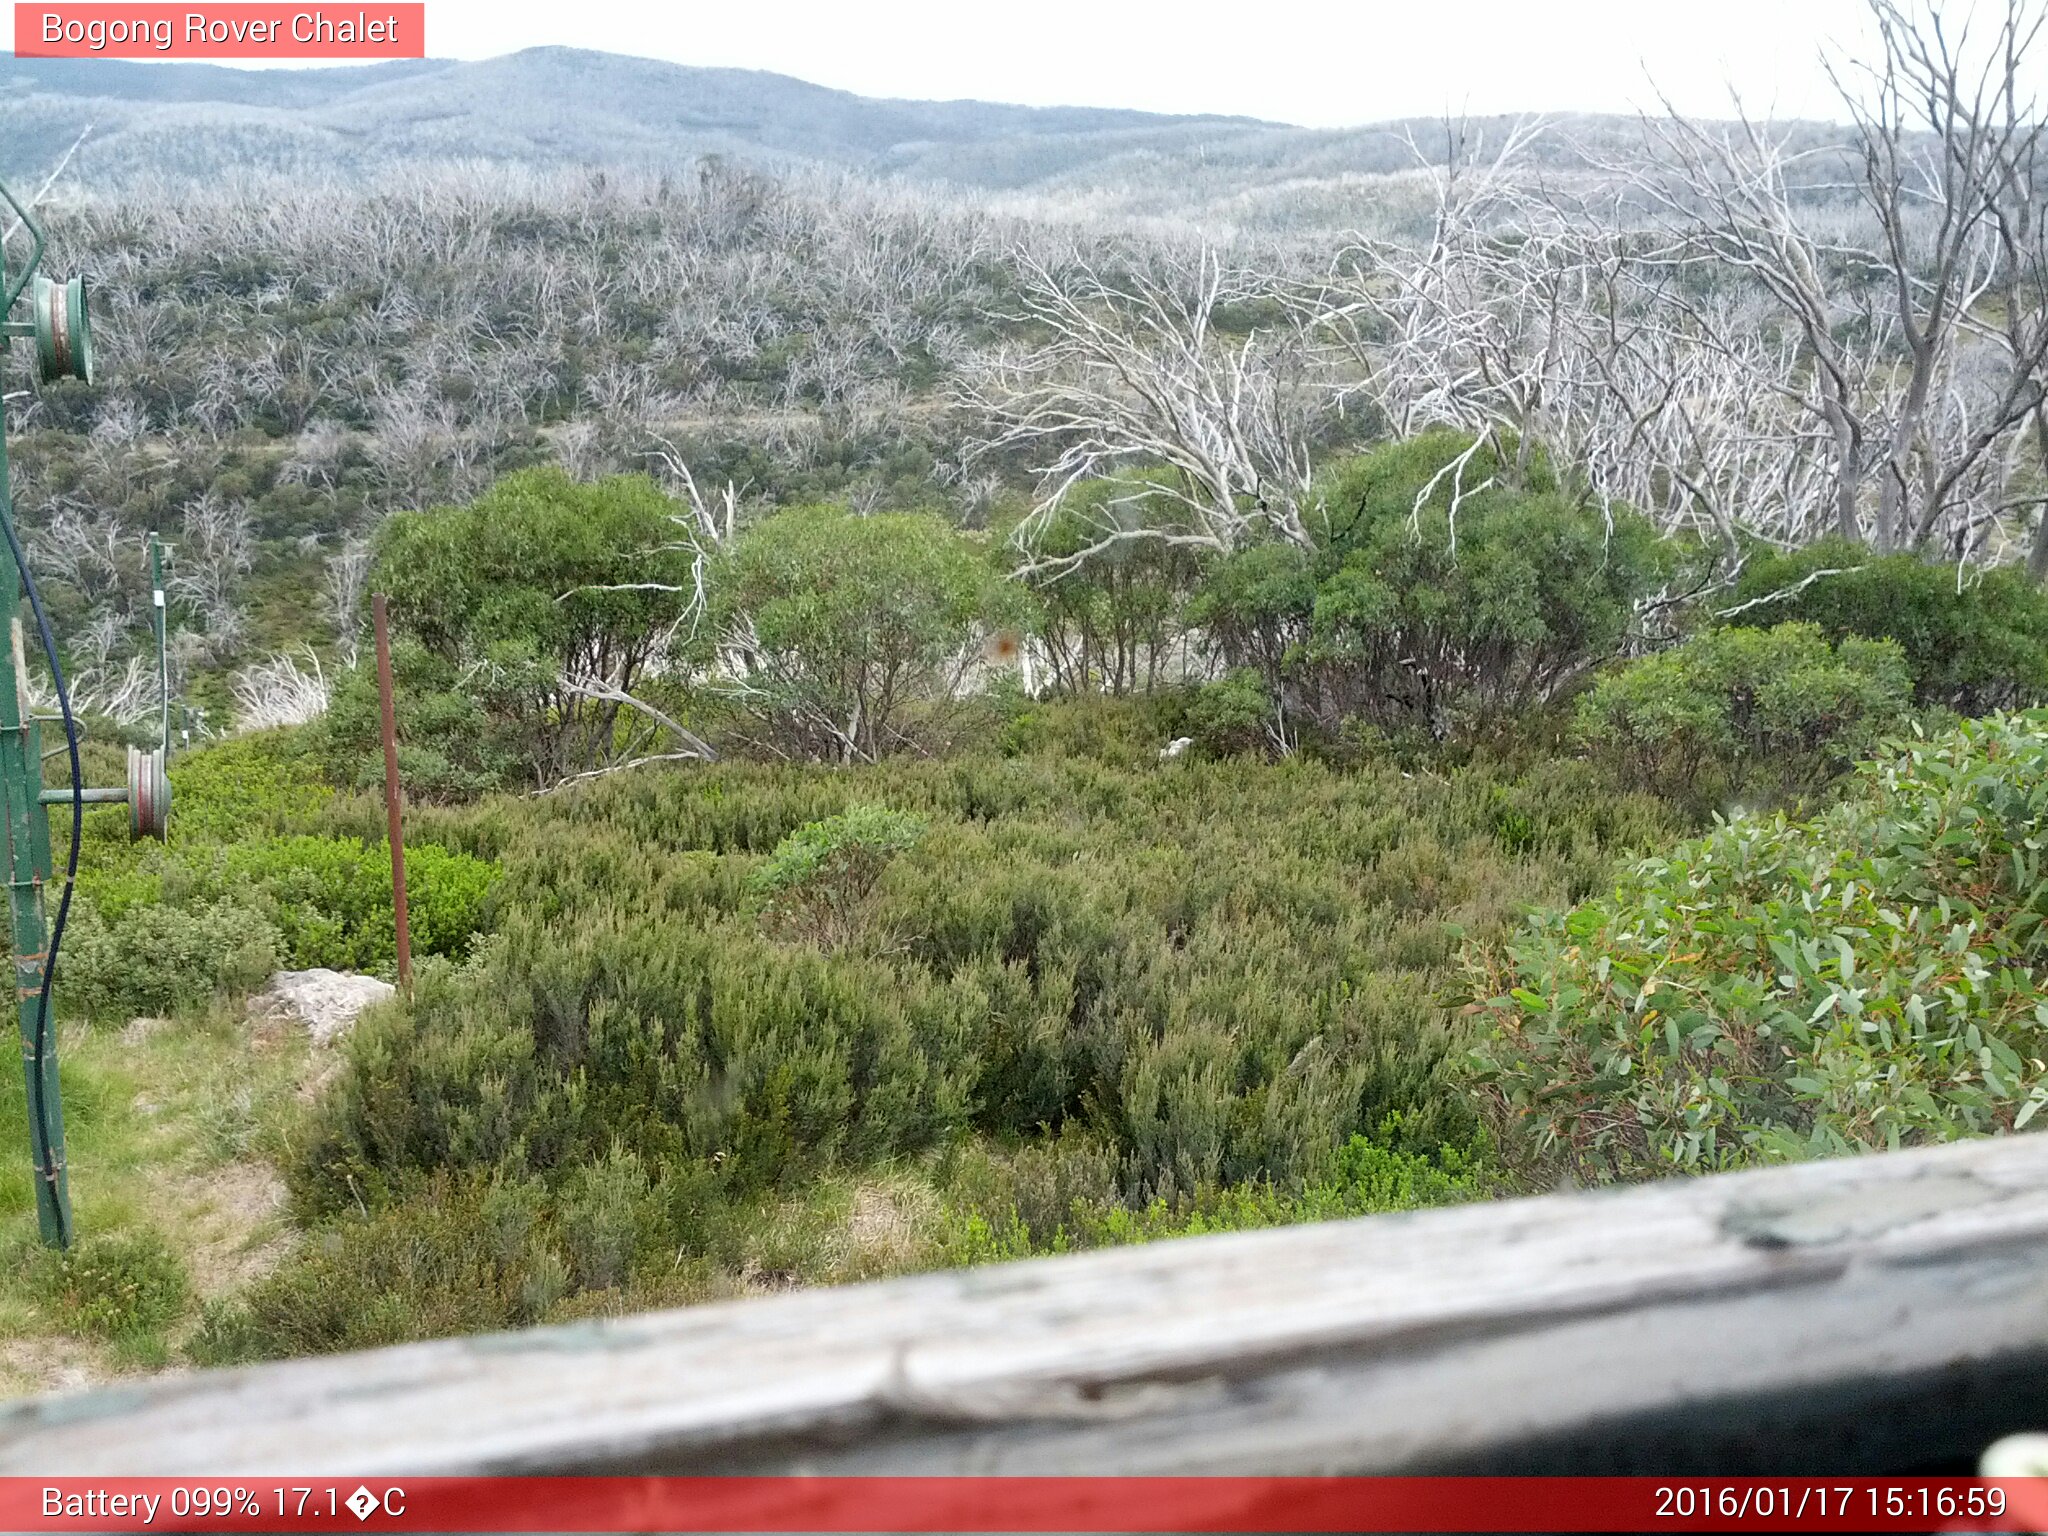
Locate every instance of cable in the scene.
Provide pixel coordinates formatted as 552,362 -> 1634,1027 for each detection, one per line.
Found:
0,510 -> 76,1249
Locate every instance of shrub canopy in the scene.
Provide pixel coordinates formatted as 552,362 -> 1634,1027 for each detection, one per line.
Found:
1723,539 -> 2048,712
1472,711 -> 2048,1182
1193,432 -> 1666,741
1577,623 -> 1912,812
290,748 -> 1672,1259
716,506 -> 1013,760
371,469 -> 696,786
1019,473 -> 1202,697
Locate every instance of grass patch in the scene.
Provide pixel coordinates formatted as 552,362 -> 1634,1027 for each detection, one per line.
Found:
0,1006 -> 313,1390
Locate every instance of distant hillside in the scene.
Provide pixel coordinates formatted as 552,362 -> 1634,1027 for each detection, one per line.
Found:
0,47 -> 1858,228
0,47 -> 1276,188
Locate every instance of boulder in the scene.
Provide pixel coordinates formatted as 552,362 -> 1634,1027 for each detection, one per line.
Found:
247,968 -> 397,1045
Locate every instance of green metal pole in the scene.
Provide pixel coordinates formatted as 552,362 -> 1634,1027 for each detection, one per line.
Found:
150,533 -> 168,756
0,425 -> 68,1248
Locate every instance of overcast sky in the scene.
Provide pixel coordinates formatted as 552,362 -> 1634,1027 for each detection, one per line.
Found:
0,0 -> 1974,125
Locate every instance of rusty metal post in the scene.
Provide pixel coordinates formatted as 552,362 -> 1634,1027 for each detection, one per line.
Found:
372,594 -> 412,994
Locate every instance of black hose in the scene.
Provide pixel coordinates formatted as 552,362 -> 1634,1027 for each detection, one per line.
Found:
0,511 -> 76,1249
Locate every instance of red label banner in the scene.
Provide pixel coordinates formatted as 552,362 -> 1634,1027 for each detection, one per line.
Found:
14,4 -> 424,58
4,1477 -> 2048,1532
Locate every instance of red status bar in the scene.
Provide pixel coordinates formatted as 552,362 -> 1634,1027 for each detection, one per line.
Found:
10,1477 -> 2048,1532
14,5 -> 424,59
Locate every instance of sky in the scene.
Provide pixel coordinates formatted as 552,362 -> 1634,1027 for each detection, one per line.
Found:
0,0 -> 1958,126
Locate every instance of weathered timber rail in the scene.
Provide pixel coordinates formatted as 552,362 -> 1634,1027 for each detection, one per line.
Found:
6,1134 -> 2048,1476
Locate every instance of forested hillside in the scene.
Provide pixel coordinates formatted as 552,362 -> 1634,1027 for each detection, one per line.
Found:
0,49 -> 1266,196
7,2 -> 2048,1394
1,49 -> 1858,222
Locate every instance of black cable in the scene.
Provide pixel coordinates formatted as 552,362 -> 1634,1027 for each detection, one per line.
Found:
0,511 -> 76,1249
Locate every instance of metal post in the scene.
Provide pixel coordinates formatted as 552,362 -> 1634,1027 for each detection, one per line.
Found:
149,532 -> 169,756
372,594 -> 412,994
0,423 -> 68,1247
0,176 -> 116,1249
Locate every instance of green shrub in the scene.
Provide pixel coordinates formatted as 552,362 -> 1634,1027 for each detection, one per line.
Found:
194,1175 -> 567,1362
47,1228 -> 190,1339
1184,670 -> 1273,755
750,805 -> 926,947
1723,540 -> 2048,711
372,469 -> 699,789
1190,432 -> 1666,741
164,731 -> 333,843
556,1143 -> 657,1292
944,1120 -> 1491,1261
212,836 -> 498,973
1470,711 -> 2048,1183
66,832 -> 496,1017
993,694 -> 1194,769
64,899 -> 281,1022
1577,624 -> 1912,812
1017,474 -> 1201,696
1308,435 -> 1664,734
716,505 -> 1018,761
294,751 -> 1675,1257
1184,542 -> 1316,711
318,640 -> 515,801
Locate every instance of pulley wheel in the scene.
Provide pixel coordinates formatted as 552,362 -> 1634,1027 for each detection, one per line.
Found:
34,273 -> 93,386
126,746 -> 169,842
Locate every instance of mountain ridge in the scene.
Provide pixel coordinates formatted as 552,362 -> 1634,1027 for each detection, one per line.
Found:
0,46 -> 1856,229
0,46 -> 1288,188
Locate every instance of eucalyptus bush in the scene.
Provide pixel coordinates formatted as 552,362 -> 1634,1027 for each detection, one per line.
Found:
1191,432 -> 1665,742
1576,623 -> 1911,813
1723,540 -> 2048,712
1019,473 -> 1202,696
368,469 -> 698,788
715,506 -> 1016,761
1471,712 -> 2048,1183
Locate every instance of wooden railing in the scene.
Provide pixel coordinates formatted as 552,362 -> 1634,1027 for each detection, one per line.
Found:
5,1133 -> 2048,1475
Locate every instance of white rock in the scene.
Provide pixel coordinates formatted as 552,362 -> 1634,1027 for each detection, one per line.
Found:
248,968 -> 397,1045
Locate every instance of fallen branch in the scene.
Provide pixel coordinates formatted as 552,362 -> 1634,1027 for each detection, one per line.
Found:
531,752 -> 713,796
1712,565 -> 1861,620
560,673 -> 718,762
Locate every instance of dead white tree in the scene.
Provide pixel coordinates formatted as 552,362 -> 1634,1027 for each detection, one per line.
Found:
1307,118 -> 1553,446
320,536 -> 372,665
230,646 -> 330,730
169,491 -> 253,658
1830,0 -> 2048,553
280,417 -> 351,490
963,245 -> 1338,576
636,435 -> 740,640
1611,0 -> 2048,561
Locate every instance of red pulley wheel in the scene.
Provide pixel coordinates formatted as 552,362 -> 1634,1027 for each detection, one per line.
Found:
127,746 -> 169,842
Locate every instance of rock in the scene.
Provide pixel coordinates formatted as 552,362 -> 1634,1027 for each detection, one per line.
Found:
247,968 -> 397,1045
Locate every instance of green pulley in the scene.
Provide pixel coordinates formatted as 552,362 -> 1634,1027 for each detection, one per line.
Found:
33,274 -> 92,386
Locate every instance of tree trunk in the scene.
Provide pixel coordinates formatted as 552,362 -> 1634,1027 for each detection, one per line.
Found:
2028,412 -> 2048,585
